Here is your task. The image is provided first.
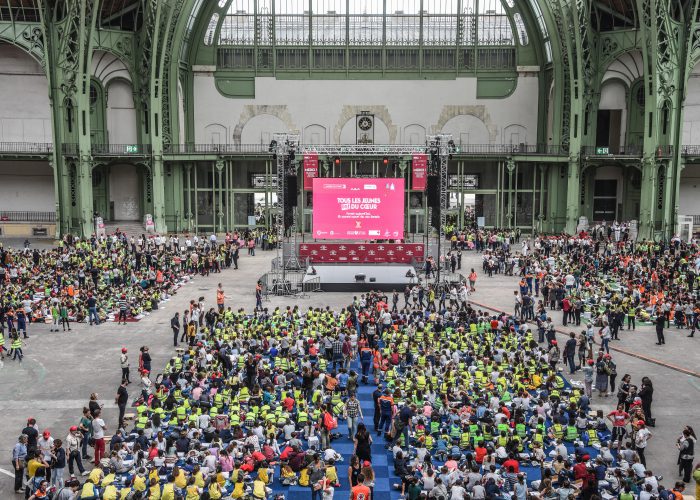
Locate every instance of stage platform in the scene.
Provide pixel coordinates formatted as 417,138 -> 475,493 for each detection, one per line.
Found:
302,264 -> 419,292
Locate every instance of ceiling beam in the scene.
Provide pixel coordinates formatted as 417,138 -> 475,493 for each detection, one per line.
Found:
594,1 -> 635,24
100,1 -> 139,25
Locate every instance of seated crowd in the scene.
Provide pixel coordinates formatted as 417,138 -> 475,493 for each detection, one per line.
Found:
13,289 -> 687,500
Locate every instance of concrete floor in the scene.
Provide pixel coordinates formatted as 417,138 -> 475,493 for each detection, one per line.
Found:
0,247 -> 697,495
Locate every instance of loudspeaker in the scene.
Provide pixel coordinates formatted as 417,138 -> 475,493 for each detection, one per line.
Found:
430,207 -> 441,230
284,207 -> 293,230
285,175 -> 298,207
426,175 -> 439,208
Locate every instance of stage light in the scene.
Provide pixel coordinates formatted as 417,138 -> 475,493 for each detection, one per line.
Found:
334,156 -> 341,165
383,157 -> 389,165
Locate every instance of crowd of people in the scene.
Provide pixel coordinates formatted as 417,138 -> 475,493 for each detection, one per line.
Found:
473,228 -> 700,346
0,230 -> 251,363
5,221 -> 700,499
10,279 -> 699,500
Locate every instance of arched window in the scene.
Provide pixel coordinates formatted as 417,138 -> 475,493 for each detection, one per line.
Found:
216,0 -> 521,47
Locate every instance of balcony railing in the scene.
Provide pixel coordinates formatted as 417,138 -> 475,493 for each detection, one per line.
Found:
162,143 -> 570,156
0,211 -> 56,223
0,142 -> 696,159
581,145 -> 644,157
581,145 -> 676,157
0,142 -> 53,154
682,146 -> 700,157
92,144 -> 152,155
164,143 -> 272,154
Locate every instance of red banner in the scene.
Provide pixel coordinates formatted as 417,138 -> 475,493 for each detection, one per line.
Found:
298,243 -> 425,264
412,154 -> 428,191
303,153 -> 319,190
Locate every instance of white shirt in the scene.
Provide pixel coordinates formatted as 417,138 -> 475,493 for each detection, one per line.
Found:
635,427 -> 651,448
92,418 -> 106,439
38,436 -> 54,461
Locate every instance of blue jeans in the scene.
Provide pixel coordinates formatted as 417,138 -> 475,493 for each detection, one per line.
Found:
601,338 -> 610,353
361,361 -> 371,380
347,416 -> 360,439
378,412 -> 392,433
567,354 -> 576,373
89,307 -> 99,325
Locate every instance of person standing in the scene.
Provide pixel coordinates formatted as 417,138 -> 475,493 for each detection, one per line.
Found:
120,348 -> 130,384
216,283 -> 226,313
677,428 -> 696,484
255,282 -> 263,310
91,409 -> 106,466
115,379 -> 129,430
639,377 -> 654,422
655,312 -> 666,345
59,302 -> 70,331
170,312 -> 180,347
65,426 -> 86,477
12,434 -> 27,493
468,269 -> 477,292
10,332 -> 24,361
232,244 -> 239,269
117,295 -> 128,325
634,421 -> 652,466
139,346 -> 152,373
606,404 -> 629,453
87,293 -> 99,326
599,321 -> 611,353
563,332 -> 577,374
345,393 -> 363,441
51,439 -> 66,489
50,303 -> 60,332
582,359 -> 594,398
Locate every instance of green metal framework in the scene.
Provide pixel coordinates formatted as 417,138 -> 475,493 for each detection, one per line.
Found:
0,0 -> 699,240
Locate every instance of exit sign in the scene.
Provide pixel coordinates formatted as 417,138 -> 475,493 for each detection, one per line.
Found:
595,146 -> 609,155
125,145 -> 139,153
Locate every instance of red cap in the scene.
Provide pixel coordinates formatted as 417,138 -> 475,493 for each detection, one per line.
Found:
42,430 -> 50,438
363,460 -> 371,467
637,420 -> 645,426
551,340 -> 557,345
70,426 -> 78,432
587,359 -> 594,365
604,354 -> 611,359
122,348 -> 127,353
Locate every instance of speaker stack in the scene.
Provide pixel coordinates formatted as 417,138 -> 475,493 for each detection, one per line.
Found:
426,175 -> 440,229
284,175 -> 298,229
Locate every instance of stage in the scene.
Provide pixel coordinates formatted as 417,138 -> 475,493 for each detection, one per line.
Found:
302,264 -> 419,292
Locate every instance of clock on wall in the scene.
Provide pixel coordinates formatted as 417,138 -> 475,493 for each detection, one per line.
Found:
358,116 -> 373,131
356,113 -> 375,144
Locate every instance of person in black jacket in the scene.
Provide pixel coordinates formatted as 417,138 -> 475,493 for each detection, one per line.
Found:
639,377 -> 654,421
655,314 -> 665,345
171,312 -> 180,347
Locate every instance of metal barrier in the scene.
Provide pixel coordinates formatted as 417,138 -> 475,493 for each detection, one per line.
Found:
303,276 -> 321,293
0,211 -> 56,222
260,270 -> 312,297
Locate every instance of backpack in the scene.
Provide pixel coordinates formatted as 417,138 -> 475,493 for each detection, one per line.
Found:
323,411 -> 337,430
